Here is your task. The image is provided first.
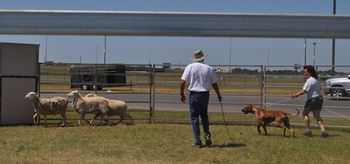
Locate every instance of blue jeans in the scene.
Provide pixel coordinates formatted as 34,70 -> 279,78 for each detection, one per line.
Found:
189,91 -> 211,144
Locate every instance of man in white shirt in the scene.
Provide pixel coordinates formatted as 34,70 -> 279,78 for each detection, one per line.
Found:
180,50 -> 222,148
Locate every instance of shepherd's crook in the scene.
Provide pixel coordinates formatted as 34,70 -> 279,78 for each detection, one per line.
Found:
219,101 -> 234,143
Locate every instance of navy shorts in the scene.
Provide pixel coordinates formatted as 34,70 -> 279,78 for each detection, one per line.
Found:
304,96 -> 323,110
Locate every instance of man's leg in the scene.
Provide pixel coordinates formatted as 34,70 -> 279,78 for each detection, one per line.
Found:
199,92 -> 211,146
189,92 -> 202,146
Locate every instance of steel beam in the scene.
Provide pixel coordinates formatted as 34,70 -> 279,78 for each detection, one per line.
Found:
1,10 -> 350,38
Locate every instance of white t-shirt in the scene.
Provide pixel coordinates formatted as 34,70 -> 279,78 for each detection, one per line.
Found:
181,62 -> 217,92
303,76 -> 322,99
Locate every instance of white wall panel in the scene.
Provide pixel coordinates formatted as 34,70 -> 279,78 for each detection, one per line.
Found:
1,78 -> 36,125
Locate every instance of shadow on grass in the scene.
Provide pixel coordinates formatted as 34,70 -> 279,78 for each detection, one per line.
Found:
261,133 -> 343,138
38,121 -> 134,128
209,143 -> 246,148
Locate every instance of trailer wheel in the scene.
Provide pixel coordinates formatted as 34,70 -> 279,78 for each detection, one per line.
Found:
92,85 -> 98,90
81,84 -> 89,90
92,85 -> 101,90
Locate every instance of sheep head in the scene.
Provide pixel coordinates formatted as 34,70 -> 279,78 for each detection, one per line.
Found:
67,90 -> 80,100
25,92 -> 38,100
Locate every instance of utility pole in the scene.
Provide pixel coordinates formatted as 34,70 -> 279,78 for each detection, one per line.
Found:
229,37 -> 232,72
304,38 -> 307,66
45,35 -> 48,63
96,46 -> 99,64
104,35 -> 107,65
313,42 -> 317,66
332,0 -> 336,75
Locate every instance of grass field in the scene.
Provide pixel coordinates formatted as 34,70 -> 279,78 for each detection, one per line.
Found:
17,65 -> 348,163
1,110 -> 349,164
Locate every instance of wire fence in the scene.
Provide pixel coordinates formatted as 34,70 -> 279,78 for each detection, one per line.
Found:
39,63 -> 350,125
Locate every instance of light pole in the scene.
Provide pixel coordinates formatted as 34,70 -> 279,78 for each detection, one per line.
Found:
96,46 -> 99,64
104,35 -> 107,65
304,38 -> 307,66
267,48 -> 270,71
45,35 -> 48,63
313,42 -> 317,66
332,0 -> 336,75
229,37 -> 232,72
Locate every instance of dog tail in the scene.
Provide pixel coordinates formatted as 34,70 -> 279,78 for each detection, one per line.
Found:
294,108 -> 300,116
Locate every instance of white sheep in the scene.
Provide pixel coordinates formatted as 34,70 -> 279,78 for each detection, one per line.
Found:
85,93 -> 134,125
67,90 -> 110,125
24,92 -> 68,126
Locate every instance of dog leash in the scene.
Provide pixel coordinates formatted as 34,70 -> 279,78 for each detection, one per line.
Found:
265,97 -> 292,109
219,101 -> 235,143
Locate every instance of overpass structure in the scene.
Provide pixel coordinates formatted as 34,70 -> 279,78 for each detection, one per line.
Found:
0,10 -> 350,38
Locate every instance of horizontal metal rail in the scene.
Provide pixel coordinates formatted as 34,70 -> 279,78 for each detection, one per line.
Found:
1,10 -> 350,38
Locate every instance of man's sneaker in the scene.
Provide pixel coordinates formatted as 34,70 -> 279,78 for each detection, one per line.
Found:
304,130 -> 313,137
205,136 -> 212,146
320,131 -> 328,138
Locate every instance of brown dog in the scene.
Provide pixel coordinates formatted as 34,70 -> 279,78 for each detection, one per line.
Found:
241,104 -> 299,137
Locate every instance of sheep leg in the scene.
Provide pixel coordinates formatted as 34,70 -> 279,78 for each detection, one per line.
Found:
99,104 -> 109,125
90,113 -> 101,125
44,115 -> 47,126
120,113 -> 133,125
38,115 -> 41,125
33,113 -> 39,125
60,113 -> 66,127
114,115 -> 124,125
99,113 -> 104,125
125,113 -> 134,124
99,113 -> 110,126
78,112 -> 89,125
105,115 -> 111,126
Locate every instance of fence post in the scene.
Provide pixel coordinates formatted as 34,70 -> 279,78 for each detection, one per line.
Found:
263,65 -> 267,109
260,65 -> 266,109
149,64 -> 156,123
152,64 -> 156,123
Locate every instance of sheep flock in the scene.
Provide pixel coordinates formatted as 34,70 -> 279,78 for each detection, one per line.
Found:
24,90 -> 133,127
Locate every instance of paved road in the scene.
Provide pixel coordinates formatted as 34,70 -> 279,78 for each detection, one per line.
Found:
42,92 -> 350,118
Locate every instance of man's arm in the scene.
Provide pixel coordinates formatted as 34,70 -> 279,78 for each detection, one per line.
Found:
212,83 -> 222,102
180,80 -> 186,103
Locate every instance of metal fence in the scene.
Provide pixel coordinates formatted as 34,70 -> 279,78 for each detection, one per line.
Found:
39,63 -> 350,124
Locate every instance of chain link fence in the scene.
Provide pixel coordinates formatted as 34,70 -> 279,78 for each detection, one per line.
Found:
39,63 -> 350,126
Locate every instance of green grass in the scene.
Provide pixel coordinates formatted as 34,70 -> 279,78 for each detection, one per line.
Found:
44,107 -> 350,127
1,111 -> 349,163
